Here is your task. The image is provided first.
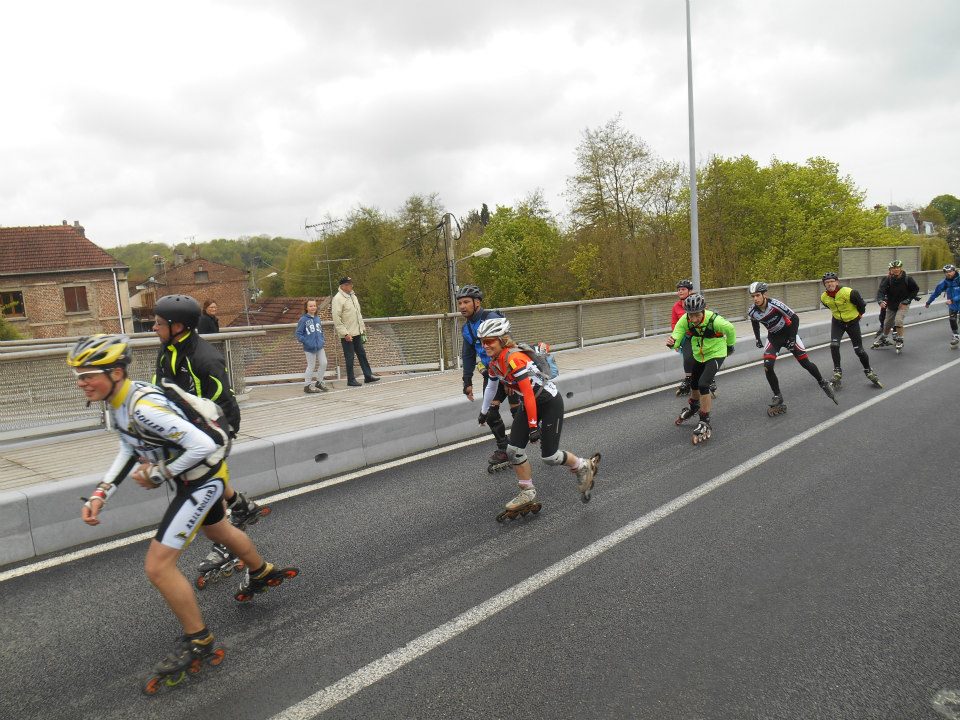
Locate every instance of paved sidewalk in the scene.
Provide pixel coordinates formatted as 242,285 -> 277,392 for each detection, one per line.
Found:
0,305 -> 876,492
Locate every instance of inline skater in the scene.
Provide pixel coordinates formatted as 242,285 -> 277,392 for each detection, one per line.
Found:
68,334 -> 297,693
476,317 -> 600,520
748,281 -> 837,414
925,264 -> 960,347
820,273 -> 882,389
666,293 -> 736,444
152,294 -> 269,588
672,279 -> 695,396
457,285 -> 514,473
872,260 -> 919,352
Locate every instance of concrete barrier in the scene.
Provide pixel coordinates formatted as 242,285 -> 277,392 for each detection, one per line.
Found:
1,303 -> 950,567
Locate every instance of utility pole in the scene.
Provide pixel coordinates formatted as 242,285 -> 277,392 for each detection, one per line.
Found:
306,217 -> 348,380
686,0 -> 702,292
442,212 -> 457,314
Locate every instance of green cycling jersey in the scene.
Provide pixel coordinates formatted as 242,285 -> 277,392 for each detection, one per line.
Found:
671,309 -> 736,362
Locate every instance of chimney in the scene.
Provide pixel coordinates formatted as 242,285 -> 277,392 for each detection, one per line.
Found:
73,220 -> 85,237
174,252 -> 185,266
62,220 -> 68,226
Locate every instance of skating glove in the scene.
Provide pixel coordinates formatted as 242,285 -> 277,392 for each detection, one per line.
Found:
755,340 -> 763,348
528,426 -> 542,443
726,344 -> 735,355
477,411 -> 487,426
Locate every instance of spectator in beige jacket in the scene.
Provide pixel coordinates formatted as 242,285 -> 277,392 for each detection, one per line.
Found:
331,276 -> 379,387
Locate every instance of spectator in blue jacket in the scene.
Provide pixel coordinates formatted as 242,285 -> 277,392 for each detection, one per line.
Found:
458,285 -> 513,468
926,263 -> 960,346
296,299 -> 329,393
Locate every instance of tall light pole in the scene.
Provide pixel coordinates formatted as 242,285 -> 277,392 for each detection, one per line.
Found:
686,0 -> 702,292
452,247 -> 494,296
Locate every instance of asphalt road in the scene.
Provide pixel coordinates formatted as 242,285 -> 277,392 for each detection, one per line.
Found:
4,317 -> 960,720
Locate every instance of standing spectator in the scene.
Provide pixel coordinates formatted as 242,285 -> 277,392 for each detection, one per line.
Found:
296,298 -> 329,393
332,277 -> 380,387
197,300 -> 220,334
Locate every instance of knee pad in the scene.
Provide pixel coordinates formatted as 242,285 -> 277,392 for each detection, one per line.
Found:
853,345 -> 867,357
505,444 -> 528,466
829,339 -> 841,348
542,449 -> 566,466
763,358 -> 776,372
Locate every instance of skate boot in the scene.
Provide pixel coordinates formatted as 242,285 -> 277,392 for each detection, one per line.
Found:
893,332 -> 903,354
831,368 -> 842,391
195,543 -> 244,590
951,335 -> 960,348
691,418 -> 712,445
819,379 -> 839,404
314,380 -> 330,392
487,448 -> 510,474
675,377 -> 692,396
572,453 -> 601,503
227,491 -> 271,530
142,632 -> 225,695
767,395 -> 787,417
234,562 -> 300,602
864,368 -> 883,389
871,335 -> 890,349
675,400 -> 701,426
496,486 -> 542,523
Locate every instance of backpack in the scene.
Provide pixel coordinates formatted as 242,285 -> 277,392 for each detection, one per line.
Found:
510,342 -> 560,380
121,380 -> 232,465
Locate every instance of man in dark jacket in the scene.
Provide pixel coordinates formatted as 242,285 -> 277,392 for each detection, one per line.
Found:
457,286 -> 513,470
873,260 -> 920,350
153,294 -> 259,523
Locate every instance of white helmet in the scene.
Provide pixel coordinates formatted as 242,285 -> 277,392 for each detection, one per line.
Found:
748,281 -> 768,294
476,317 -> 511,338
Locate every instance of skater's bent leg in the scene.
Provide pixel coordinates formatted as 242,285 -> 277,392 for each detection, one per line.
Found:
847,324 -> 871,370
203,519 -> 264,570
950,311 -> 959,335
486,404 -> 508,449
796,355 -> 824,382
144,540 -> 205,634
696,358 -> 721,414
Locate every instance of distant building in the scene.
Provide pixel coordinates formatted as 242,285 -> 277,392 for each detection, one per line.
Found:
0,221 -> 131,339
131,255 -> 248,330
885,205 -> 935,235
227,296 -> 331,327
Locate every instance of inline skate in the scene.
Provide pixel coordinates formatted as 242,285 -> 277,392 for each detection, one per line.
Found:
951,335 -> 960,348
487,448 -> 510,474
692,418 -> 712,445
819,379 -> 838,404
675,400 -> 700,426
871,335 -> 892,349
235,562 -> 300,603
573,453 -> 601,503
496,486 -> 541,523
196,544 -> 244,590
865,369 -> 882,389
893,332 -> 903,355
767,395 -> 787,417
675,377 -> 691,396
228,491 -> 271,529
831,368 -> 842,391
142,633 -> 225,695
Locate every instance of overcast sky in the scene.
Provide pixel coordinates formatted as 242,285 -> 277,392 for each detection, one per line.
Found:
2,0 -> 956,248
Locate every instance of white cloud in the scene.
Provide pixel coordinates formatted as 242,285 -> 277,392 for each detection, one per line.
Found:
0,0 -> 956,247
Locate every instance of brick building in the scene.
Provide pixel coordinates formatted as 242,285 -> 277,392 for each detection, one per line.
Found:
0,222 -> 132,339
131,256 -> 248,329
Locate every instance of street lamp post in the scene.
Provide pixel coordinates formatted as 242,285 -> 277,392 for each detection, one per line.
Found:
243,270 -> 277,326
452,247 -> 494,299
686,0 -> 701,292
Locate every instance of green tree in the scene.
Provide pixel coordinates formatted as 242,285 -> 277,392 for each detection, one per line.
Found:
0,312 -> 21,340
931,194 -> 960,226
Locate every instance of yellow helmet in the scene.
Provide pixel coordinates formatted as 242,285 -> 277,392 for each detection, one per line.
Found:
67,334 -> 132,368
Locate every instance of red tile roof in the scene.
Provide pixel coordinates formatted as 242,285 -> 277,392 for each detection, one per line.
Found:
0,224 -> 127,275
227,296 -> 331,326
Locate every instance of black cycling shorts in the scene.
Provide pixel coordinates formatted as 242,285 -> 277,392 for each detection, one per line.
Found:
510,392 -> 564,458
691,357 -> 724,392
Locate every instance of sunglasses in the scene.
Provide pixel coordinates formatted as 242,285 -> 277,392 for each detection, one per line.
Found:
73,369 -> 106,380
480,338 -> 500,346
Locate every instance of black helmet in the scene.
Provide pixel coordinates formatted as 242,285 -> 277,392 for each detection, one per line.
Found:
154,294 -> 201,330
676,279 -> 694,290
455,285 -> 483,301
748,281 -> 768,294
821,272 -> 839,284
683,294 -> 706,313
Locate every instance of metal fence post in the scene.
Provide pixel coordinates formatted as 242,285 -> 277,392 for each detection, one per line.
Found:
640,296 -> 647,338
577,303 -> 584,348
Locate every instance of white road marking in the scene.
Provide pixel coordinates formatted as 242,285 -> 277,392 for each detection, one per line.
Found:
0,315 -> 942,583
269,355 -> 960,720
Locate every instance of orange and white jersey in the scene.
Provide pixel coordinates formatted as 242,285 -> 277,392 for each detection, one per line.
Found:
480,347 -> 558,428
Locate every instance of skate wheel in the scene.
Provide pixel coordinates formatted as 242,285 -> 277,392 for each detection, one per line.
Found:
209,648 -> 225,666
143,677 -> 162,696
283,568 -> 299,579
195,575 -> 207,590
188,658 -> 203,674
266,577 -> 283,587
675,417 -> 684,426
487,465 -> 495,474
260,507 -> 272,517
235,592 -> 252,602
496,513 -> 507,523
531,503 -> 542,514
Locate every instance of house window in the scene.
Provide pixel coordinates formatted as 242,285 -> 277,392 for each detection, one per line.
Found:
1,290 -> 25,317
64,286 -> 89,313
194,270 -> 209,283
